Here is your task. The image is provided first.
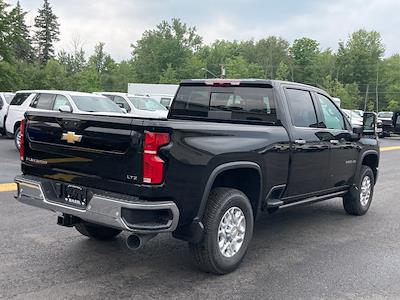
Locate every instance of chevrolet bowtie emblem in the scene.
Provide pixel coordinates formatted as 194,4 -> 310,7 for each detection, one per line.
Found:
61,131 -> 82,144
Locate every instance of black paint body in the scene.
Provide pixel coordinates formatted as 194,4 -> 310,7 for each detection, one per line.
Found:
21,80 -> 380,241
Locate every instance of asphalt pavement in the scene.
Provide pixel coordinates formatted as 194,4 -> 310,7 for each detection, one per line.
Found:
0,136 -> 400,299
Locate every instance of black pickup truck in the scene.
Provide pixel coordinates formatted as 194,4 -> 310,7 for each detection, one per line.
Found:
15,79 -> 380,274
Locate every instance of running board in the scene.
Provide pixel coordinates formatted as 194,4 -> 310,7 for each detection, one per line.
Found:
279,190 -> 347,209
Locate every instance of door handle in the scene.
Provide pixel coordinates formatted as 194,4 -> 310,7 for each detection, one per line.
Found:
294,139 -> 306,145
330,139 -> 339,145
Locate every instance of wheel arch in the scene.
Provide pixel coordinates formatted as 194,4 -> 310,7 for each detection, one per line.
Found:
358,150 -> 379,184
196,162 -> 263,220
13,120 -> 21,135
361,151 -> 379,183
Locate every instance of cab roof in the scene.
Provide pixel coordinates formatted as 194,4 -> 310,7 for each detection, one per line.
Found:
179,79 -> 328,94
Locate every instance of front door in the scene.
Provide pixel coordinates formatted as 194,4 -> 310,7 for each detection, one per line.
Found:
283,88 -> 331,198
314,93 -> 359,188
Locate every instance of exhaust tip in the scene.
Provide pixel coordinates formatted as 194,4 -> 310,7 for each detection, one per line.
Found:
126,234 -> 142,250
126,233 -> 157,250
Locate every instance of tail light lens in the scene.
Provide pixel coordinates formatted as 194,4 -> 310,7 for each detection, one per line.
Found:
143,131 -> 170,184
19,119 -> 25,161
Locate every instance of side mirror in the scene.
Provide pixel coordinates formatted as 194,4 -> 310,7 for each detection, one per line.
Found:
362,112 -> 377,135
349,126 -> 362,141
59,105 -> 72,113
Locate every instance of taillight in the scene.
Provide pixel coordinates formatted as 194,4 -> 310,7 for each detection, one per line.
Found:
19,119 -> 25,161
143,131 -> 170,184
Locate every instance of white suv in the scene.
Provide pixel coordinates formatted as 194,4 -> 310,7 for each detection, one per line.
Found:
6,90 -> 124,150
0,92 -> 15,135
96,92 -> 168,119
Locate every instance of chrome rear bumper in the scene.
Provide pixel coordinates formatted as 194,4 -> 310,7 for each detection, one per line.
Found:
14,175 -> 179,234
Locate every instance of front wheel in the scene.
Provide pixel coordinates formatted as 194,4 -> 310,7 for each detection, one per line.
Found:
343,166 -> 374,216
75,222 -> 122,240
189,188 -> 254,274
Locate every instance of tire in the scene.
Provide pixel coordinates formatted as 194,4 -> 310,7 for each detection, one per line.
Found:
189,188 -> 254,275
75,222 -> 122,240
14,127 -> 21,150
343,166 -> 374,216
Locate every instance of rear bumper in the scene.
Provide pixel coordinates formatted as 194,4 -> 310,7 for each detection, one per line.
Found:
14,175 -> 180,234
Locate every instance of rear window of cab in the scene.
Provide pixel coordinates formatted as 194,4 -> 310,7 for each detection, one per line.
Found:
170,84 -> 278,124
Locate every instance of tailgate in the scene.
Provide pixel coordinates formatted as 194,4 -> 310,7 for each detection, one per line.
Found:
23,112 -> 144,186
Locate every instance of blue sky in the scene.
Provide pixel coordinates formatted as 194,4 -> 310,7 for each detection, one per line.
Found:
8,0 -> 400,60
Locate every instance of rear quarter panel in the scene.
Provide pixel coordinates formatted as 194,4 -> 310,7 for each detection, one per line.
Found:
141,119 -> 290,225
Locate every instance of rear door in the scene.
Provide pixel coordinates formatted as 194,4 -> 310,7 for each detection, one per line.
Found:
283,88 -> 330,197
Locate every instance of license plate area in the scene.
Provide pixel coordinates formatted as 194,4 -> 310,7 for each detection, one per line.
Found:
55,184 -> 89,209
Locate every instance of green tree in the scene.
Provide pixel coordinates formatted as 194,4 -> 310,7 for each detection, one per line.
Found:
34,0 -> 60,65
254,36 -> 290,79
179,54 -> 205,79
159,63 -> 178,84
199,40 -> 240,78
0,61 -> 18,90
313,49 -> 336,85
225,56 -> 264,79
0,0 -> 13,62
70,66 -> 100,92
275,61 -> 290,81
9,1 -> 33,62
43,59 -> 67,89
290,37 -> 320,84
379,55 -> 400,110
89,42 -> 108,73
387,99 -> 399,111
107,60 -> 136,91
58,48 -> 86,75
320,75 -> 361,108
132,18 -> 202,83
336,29 -> 384,90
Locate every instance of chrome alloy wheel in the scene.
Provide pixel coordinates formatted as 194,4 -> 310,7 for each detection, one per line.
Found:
360,176 -> 372,207
217,207 -> 246,258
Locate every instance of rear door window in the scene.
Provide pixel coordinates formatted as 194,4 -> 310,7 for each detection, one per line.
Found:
285,89 -> 318,128
113,96 -> 131,112
10,93 -> 31,106
53,95 -> 71,111
170,85 -> 277,124
30,94 -> 56,110
160,98 -> 171,107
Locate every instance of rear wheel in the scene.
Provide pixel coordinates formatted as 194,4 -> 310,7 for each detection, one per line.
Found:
343,166 -> 374,216
75,222 -> 122,240
189,188 -> 254,274
14,127 -> 21,150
